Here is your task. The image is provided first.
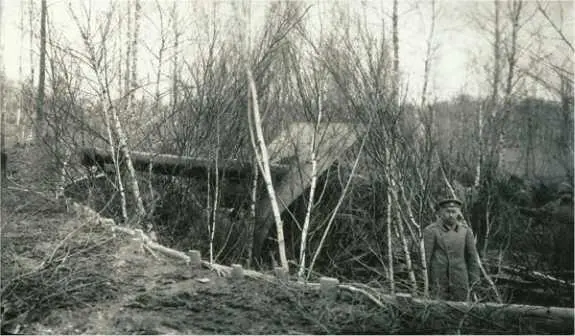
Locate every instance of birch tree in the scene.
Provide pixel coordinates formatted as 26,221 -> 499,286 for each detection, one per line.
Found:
492,0 -> 501,107
238,0 -> 287,271
121,0 -> 147,228
385,0 -> 400,295
35,0 -> 47,139
16,0 -> 24,142
297,85 -> 322,280
246,68 -> 289,271
0,0 -> 4,172
109,6 -> 127,221
170,0 -> 179,111
124,0 -> 132,97
419,0 -> 439,110
28,0 -> 35,89
69,3 -> 147,232
209,2 -> 221,265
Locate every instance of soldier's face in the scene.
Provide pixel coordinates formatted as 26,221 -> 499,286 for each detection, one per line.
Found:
440,206 -> 463,224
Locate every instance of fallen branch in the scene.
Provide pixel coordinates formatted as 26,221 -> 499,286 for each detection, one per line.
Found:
338,284 -> 385,308
486,263 -> 574,288
109,224 -> 191,262
72,202 -> 191,263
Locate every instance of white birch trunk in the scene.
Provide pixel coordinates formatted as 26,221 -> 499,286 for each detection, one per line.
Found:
28,0 -> 34,89
55,148 -> 71,199
386,175 -> 395,294
209,2 -> 220,265
244,83 -> 256,268
117,3 -> 123,97
420,0 -> 436,111
110,126 -> 128,221
131,0 -> 140,96
492,0 -> 501,105
102,98 -> 128,222
485,0 -> 501,178
397,182 -> 429,297
110,108 -> 146,224
122,0 -> 146,225
17,0 -> 24,142
124,0 -> 132,97
391,0 -> 399,107
297,91 -> 322,280
246,69 -> 289,271
35,0 -> 47,139
171,0 -> 179,112
0,0 -> 4,172
154,38 -> 164,111
210,117 -> 220,265
392,187 -> 417,295
113,5 -> 129,222
206,169 -> 211,260
306,133 -> 367,280
439,157 -> 457,199
473,105 -> 483,189
210,174 -> 218,265
246,159 -> 258,269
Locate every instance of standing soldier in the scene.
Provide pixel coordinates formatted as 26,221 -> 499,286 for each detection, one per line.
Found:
424,198 -> 481,301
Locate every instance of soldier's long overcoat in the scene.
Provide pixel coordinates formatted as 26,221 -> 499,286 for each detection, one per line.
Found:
423,221 -> 481,301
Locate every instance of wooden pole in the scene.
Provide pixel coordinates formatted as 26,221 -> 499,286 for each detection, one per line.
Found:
79,147 -> 290,181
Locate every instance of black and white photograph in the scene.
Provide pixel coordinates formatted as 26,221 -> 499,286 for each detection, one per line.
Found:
0,0 -> 573,334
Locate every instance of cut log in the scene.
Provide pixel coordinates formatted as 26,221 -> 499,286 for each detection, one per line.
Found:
392,295 -> 574,333
79,147 -> 291,181
486,263 -> 574,289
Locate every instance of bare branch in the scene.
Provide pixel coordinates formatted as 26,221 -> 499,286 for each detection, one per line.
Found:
537,1 -> 574,52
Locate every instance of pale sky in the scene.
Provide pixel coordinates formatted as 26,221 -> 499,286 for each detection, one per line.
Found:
1,0 -> 573,102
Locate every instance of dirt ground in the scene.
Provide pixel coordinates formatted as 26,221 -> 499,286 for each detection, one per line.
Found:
0,189 -> 404,335
22,264 -> 332,335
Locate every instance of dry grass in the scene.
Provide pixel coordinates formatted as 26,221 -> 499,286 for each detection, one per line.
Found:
1,191 -> 120,332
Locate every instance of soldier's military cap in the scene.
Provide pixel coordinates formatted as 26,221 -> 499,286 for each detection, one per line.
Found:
435,198 -> 463,211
